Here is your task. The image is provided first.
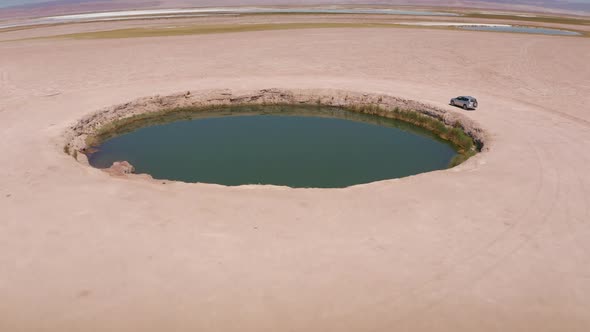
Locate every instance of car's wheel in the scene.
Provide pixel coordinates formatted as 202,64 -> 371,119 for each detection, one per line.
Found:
450,100 -> 455,106
463,104 -> 468,110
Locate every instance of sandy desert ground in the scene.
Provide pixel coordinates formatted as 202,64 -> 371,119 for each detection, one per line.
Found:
1,13 -> 590,332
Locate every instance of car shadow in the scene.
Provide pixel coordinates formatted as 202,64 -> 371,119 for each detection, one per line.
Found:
450,103 -> 477,111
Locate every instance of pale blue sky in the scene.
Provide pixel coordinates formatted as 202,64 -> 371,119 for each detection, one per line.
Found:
0,0 -> 55,8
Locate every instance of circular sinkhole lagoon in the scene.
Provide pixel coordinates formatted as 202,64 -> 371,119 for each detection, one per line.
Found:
87,105 -> 462,188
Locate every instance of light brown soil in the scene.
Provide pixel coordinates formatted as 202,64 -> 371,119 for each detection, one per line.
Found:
0,19 -> 589,332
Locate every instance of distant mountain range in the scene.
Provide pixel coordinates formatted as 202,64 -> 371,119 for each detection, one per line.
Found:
1,0 -> 589,19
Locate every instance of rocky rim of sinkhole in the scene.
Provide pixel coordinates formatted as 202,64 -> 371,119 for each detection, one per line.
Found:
63,88 -> 489,182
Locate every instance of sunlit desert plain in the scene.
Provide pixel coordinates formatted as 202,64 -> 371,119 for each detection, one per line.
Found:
1,2 -> 590,331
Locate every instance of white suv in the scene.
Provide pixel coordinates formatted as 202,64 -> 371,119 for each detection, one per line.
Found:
450,96 -> 478,110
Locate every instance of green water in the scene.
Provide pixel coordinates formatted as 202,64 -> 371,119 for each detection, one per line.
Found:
88,105 -> 458,188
